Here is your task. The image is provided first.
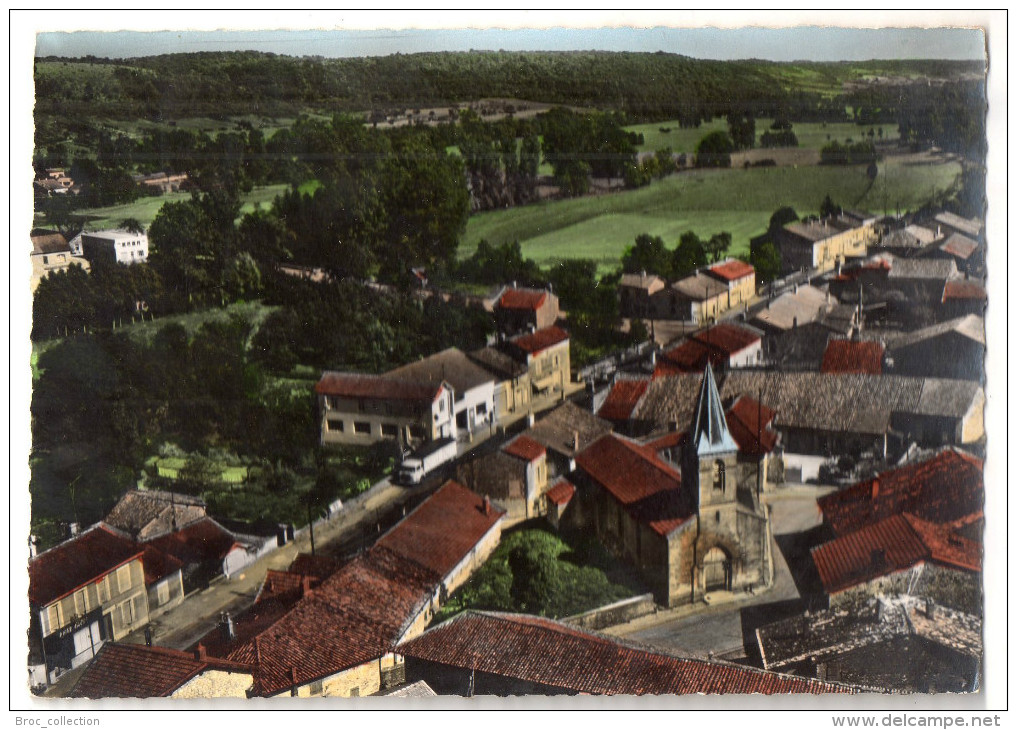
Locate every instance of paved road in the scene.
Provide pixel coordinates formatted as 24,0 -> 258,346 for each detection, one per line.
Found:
620,487 -> 834,661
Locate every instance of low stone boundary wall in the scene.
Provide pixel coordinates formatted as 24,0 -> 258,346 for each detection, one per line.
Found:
561,593 -> 657,631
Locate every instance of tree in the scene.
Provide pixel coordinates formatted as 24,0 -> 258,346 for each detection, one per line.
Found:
727,113 -> 756,151
695,131 -> 734,168
672,231 -> 708,278
820,194 -> 842,219
622,233 -> 672,279
508,545 -> 559,614
750,241 -> 782,285
119,218 -> 145,234
768,206 -> 799,234
704,232 -> 732,263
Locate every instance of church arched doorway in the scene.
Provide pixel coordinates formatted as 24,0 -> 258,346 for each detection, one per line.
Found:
703,546 -> 732,592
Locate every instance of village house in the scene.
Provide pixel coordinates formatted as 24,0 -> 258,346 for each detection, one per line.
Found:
670,271 -> 730,324
521,400 -> 613,476
387,348 -> 497,441
885,315 -> 984,382
573,366 -> 772,606
705,259 -> 756,308
30,230 -> 91,292
68,643 -> 255,699
104,489 -> 208,542
919,231 -> 983,276
493,286 -> 560,336
618,271 -> 669,319
933,211 -> 983,241
315,371 -> 455,447
132,171 -> 190,194
467,346 -> 532,422
456,435 -> 549,522
597,377 -> 650,433
751,284 -> 835,335
28,525 -> 153,687
615,370 -> 984,457
755,595 -> 981,692
398,610 -> 854,696
199,481 -> 504,698
811,512 -> 981,613
774,213 -> 877,275
34,168 -> 75,197
873,224 -> 942,258
80,229 -> 150,266
502,325 -> 571,400
653,322 -> 764,377
544,478 -> 577,530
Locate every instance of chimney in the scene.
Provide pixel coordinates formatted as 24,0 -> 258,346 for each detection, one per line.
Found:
870,548 -> 886,569
512,280 -> 517,289
937,225 -> 942,238
925,597 -> 936,618
573,430 -> 580,452
871,478 -> 880,500
483,495 -> 491,516
194,644 -> 207,662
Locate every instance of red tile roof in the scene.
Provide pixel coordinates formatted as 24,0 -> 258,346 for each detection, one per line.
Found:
145,518 -> 240,567
509,326 -> 570,355
820,339 -> 885,375
69,643 -> 253,698
315,371 -> 443,403
398,611 -> 854,695
939,234 -> 979,260
287,552 -> 342,580
724,396 -> 778,456
645,431 -> 687,452
598,378 -> 649,421
811,512 -> 981,595
817,449 -> 984,536
655,339 -> 720,377
942,280 -> 987,301
29,525 -> 144,607
502,435 -> 546,463
708,259 -> 755,282
576,434 -> 693,536
376,481 -> 505,578
208,546 -> 439,696
256,570 -> 321,605
545,479 -> 576,507
694,323 -> 762,355
498,288 -> 548,311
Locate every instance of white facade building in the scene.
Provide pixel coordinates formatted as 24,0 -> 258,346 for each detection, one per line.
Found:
81,229 -> 149,265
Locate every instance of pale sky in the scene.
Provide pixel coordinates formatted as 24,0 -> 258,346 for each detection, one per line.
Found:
35,25 -> 986,63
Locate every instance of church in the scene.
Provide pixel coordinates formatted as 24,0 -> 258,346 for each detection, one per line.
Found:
572,364 -> 774,606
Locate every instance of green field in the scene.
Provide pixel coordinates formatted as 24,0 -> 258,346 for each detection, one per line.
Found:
39,183 -> 291,231
147,456 -> 249,483
627,117 -> 899,155
461,156 -> 961,273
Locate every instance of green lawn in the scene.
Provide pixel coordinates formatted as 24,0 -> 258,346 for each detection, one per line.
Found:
627,117 -> 899,155
462,156 -> 961,273
146,456 -> 249,483
39,184 -> 292,231
109,300 -> 278,344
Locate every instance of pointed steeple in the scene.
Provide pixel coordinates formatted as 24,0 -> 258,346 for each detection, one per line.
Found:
689,363 -> 738,456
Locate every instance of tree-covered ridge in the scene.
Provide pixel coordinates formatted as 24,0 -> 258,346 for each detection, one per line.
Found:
35,50 -> 984,124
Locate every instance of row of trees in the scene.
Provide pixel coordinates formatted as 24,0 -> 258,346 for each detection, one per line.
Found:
621,230 -> 733,282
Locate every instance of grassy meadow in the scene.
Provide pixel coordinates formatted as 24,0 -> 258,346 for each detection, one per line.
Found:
461,155 -> 961,273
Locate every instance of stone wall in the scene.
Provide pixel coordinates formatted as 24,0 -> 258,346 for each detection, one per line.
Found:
561,593 -> 656,631
172,669 -> 253,699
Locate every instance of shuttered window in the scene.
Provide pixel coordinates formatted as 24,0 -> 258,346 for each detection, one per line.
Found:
116,564 -> 132,593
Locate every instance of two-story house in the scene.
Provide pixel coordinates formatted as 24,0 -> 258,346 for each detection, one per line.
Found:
29,525 -> 152,686
315,372 -> 455,447
774,213 -> 876,275
704,259 -> 756,309
80,229 -> 149,266
30,230 -> 90,292
493,287 -> 560,336
503,326 -> 571,399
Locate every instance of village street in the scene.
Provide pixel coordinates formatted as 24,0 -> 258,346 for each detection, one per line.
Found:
606,485 -> 837,662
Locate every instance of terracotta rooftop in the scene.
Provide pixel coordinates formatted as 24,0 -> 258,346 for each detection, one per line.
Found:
68,643 -> 253,699
817,448 -> 984,536
213,546 -> 439,696
820,339 -> 885,375
287,552 -> 342,580
145,517 -> 240,567
502,435 -> 546,463
398,611 -> 855,695
315,371 -> 443,403
508,325 -> 569,355
597,378 -> 649,421
524,402 -> 613,458
375,480 -> 504,579
498,288 -> 549,311
724,395 -> 778,457
654,339 -> 719,377
29,525 -> 143,607
942,280 -> 987,302
707,259 -> 755,282
387,347 -> 496,394
576,434 -> 693,536
545,479 -> 576,507
811,512 -> 981,595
